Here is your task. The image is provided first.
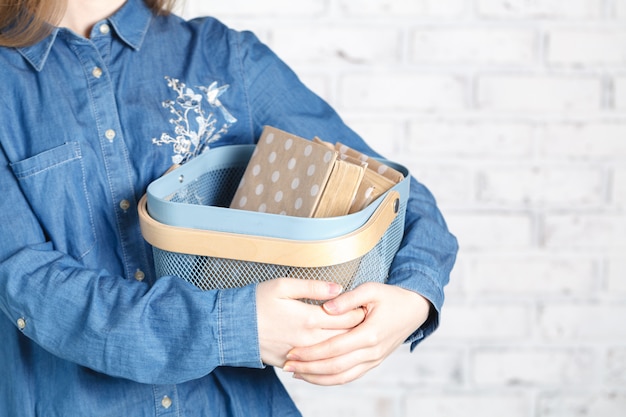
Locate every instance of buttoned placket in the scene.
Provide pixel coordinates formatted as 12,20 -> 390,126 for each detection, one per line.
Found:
66,28 -> 173,410
67,32 -> 151,283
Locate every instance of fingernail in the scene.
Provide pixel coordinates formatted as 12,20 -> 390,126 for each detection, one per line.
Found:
292,373 -> 303,380
323,300 -> 337,313
327,282 -> 342,296
283,365 -> 295,373
286,353 -> 300,361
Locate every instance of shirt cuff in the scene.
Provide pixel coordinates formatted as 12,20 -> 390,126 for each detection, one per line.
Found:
387,265 -> 444,350
217,283 -> 264,368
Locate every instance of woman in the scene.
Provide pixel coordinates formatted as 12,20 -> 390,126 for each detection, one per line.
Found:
0,0 -> 458,415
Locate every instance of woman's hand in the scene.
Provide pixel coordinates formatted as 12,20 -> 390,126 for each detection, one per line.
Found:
282,282 -> 431,386
256,278 -> 366,368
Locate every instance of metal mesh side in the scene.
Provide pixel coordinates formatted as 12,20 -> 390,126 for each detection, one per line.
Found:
152,199 -> 406,292
167,165 -> 245,207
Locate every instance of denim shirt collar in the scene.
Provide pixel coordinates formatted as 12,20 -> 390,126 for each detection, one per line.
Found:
17,0 -> 152,72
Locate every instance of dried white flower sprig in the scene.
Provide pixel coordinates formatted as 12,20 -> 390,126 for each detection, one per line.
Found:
152,76 -> 237,165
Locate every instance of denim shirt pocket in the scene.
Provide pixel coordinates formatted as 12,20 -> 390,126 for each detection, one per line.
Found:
10,142 -> 96,260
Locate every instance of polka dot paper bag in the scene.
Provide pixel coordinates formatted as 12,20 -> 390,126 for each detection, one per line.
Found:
230,126 -> 338,217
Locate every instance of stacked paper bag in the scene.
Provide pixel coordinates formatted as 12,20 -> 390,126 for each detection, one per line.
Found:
230,125 -> 403,218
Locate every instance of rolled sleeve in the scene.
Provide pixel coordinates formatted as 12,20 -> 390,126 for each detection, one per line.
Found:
387,177 -> 459,349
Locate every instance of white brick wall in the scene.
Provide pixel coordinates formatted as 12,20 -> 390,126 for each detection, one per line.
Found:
182,1 -> 626,416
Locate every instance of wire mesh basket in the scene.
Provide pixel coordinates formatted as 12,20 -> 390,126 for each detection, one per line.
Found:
138,144 -> 410,292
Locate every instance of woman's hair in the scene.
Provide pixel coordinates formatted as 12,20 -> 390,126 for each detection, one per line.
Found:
0,0 -> 178,48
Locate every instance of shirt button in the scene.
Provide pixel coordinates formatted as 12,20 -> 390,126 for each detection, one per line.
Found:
99,24 -> 110,34
161,396 -> 172,409
17,317 -> 26,330
119,199 -> 130,211
105,129 -> 116,141
92,67 -> 103,78
134,269 -> 145,281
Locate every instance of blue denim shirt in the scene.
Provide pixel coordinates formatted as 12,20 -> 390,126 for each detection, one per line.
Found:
0,0 -> 458,415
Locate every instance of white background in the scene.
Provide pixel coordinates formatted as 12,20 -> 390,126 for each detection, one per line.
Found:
180,1 -> 626,416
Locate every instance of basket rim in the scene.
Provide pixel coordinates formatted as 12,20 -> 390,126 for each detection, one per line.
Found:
138,190 -> 402,268
145,144 -> 410,240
